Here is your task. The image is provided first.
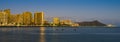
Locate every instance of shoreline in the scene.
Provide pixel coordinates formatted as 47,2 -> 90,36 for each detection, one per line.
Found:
0,25 -> 118,28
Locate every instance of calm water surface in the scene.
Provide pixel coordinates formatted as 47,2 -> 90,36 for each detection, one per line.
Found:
0,27 -> 120,42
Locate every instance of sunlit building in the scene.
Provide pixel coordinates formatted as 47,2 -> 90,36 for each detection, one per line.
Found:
14,14 -> 23,25
53,17 -> 60,25
9,14 -> 16,24
4,9 -> 11,24
31,18 -> 34,25
22,12 -> 32,25
107,24 -> 115,27
18,14 -> 23,25
34,11 -> 44,25
0,11 -> 4,25
0,9 -> 11,25
60,20 -> 72,25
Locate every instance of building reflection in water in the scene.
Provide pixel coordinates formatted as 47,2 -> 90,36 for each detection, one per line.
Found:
40,27 -> 46,42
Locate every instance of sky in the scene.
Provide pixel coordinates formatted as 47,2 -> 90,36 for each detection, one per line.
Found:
0,0 -> 120,26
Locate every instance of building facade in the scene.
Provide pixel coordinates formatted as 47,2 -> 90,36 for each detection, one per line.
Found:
53,17 -> 60,25
22,12 -> 32,25
4,9 -> 11,24
0,9 -> 10,25
34,12 -> 44,25
0,11 -> 4,25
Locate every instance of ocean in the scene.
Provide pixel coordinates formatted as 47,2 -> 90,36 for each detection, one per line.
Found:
0,27 -> 120,42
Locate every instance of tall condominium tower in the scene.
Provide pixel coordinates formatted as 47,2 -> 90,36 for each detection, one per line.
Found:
34,11 -> 44,25
0,9 -> 11,25
0,11 -> 4,24
22,11 -> 32,25
4,9 -> 11,24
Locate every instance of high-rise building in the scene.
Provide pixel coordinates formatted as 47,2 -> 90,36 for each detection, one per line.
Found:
34,11 -> 44,25
13,14 -> 23,25
0,9 -> 11,25
9,14 -> 16,24
0,11 -> 4,24
53,17 -> 60,25
4,9 -> 11,14
22,12 -> 32,25
4,9 -> 11,24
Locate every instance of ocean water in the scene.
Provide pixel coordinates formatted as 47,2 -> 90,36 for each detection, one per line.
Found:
0,27 -> 120,42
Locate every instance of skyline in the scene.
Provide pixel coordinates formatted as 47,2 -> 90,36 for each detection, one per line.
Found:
0,0 -> 120,26
0,9 -> 81,27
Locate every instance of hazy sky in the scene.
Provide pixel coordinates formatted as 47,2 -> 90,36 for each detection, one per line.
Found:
0,0 -> 120,26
